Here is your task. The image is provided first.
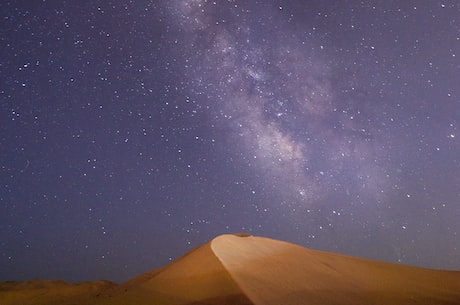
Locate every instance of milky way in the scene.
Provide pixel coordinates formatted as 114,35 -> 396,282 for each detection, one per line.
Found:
169,1 -> 387,203
1,1 -> 459,282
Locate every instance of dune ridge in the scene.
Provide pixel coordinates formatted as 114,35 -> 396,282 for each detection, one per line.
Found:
1,234 -> 460,305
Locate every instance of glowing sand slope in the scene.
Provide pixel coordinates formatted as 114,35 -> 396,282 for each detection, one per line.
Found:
211,234 -> 460,305
1,234 -> 460,305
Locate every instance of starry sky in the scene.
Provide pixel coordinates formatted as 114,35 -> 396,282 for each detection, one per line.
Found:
1,0 -> 460,283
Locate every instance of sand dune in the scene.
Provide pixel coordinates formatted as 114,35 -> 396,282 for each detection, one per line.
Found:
101,235 -> 252,305
1,234 -> 460,305
212,234 -> 460,305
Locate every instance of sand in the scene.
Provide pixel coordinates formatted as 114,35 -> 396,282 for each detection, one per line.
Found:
1,234 -> 460,305
0,280 -> 115,305
100,237 -> 252,305
212,234 -> 460,305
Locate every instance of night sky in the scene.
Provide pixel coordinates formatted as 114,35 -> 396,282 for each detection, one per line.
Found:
1,0 -> 460,283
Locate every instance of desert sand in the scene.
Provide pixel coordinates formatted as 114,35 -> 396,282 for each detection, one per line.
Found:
1,233 -> 460,305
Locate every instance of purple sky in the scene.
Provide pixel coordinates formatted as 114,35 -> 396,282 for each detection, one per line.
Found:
1,0 -> 459,282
